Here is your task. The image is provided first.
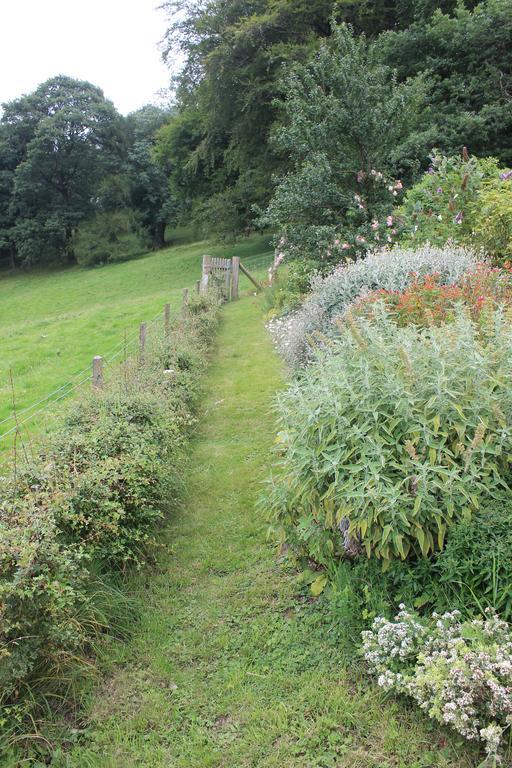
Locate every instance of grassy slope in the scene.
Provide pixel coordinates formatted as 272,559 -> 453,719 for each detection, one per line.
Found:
0,235 -> 272,457
59,294 -> 476,768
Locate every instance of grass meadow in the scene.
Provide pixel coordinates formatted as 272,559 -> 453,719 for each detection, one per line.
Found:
0,234 -> 272,460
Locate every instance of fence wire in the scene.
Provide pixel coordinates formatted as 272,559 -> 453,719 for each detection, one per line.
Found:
0,301 -> 183,444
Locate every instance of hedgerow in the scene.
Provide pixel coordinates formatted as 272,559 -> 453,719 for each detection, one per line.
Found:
0,290 -> 220,750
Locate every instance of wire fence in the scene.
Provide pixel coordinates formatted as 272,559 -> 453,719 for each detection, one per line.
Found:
243,251 -> 275,271
0,250 -> 275,449
0,300 -> 183,446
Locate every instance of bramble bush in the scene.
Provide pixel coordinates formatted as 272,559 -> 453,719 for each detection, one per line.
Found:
0,290 -> 220,749
270,243 -> 478,367
362,607 -> 512,761
265,307 -> 512,569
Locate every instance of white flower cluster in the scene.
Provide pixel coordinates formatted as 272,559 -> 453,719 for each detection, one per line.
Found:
362,607 -> 512,759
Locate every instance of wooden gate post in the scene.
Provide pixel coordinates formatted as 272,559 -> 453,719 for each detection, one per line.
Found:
231,257 -> 240,301
92,355 -> 103,389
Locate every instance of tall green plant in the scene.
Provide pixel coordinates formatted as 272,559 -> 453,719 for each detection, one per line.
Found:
266,307 -> 512,568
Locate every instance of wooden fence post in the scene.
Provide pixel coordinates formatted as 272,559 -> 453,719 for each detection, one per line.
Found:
196,279 -> 201,294
92,355 -> 103,389
182,288 -> 189,310
139,322 -> 147,362
164,303 -> 171,337
231,256 -> 240,301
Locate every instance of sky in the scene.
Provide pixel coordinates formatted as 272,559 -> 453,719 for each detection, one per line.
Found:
0,0 -> 177,115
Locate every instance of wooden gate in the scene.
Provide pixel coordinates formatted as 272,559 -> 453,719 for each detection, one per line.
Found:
200,255 -> 262,301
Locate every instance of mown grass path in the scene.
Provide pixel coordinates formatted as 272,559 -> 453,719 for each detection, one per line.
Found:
62,295 -> 473,768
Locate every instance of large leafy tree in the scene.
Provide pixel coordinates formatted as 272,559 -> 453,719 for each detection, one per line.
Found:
260,23 -> 432,264
0,76 -> 124,266
160,0 -> 339,238
378,0 -> 512,164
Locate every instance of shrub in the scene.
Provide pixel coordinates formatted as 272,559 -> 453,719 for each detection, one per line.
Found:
362,607 -> 512,760
265,308 -> 512,568
349,264 -> 512,328
397,150 -> 500,248
274,243 -> 478,367
266,259 -> 320,316
398,150 -> 512,263
0,493 -> 89,704
73,210 -> 149,267
469,176 -> 512,264
0,290 -> 221,747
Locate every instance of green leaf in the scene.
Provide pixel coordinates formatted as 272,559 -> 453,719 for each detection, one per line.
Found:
310,575 -> 328,597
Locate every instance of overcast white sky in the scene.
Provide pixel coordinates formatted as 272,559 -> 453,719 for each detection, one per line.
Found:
0,0 -> 176,115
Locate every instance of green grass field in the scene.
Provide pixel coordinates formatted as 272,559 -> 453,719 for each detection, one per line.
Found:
0,235 -> 272,459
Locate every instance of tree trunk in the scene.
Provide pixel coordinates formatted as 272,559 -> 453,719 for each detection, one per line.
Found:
155,220 -> 166,249
8,248 -> 16,270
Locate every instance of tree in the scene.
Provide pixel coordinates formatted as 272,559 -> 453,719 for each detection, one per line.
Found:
378,0 -> 512,165
1,76 -> 124,266
260,23 -> 433,264
160,0 -> 340,237
126,105 -> 177,248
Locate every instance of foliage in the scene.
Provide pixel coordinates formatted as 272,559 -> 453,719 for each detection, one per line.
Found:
0,76 -> 125,267
0,291 -> 220,744
0,494 -> 89,705
329,494 -> 512,641
397,150 -> 509,253
272,243 -> 478,367
266,308 -> 512,568
158,0 -> 512,240
266,258 -> 320,316
72,210 -> 148,267
435,498 -> 512,622
378,0 -> 512,167
350,264 -> 512,327
469,175 -> 512,264
126,105 -> 178,248
362,607 -> 512,759
260,23 -> 430,265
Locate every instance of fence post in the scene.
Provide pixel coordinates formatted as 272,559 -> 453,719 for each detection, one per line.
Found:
139,322 -> 147,362
164,303 -> 171,337
231,256 -> 240,301
196,279 -> 201,294
182,288 -> 189,311
92,355 -> 103,389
